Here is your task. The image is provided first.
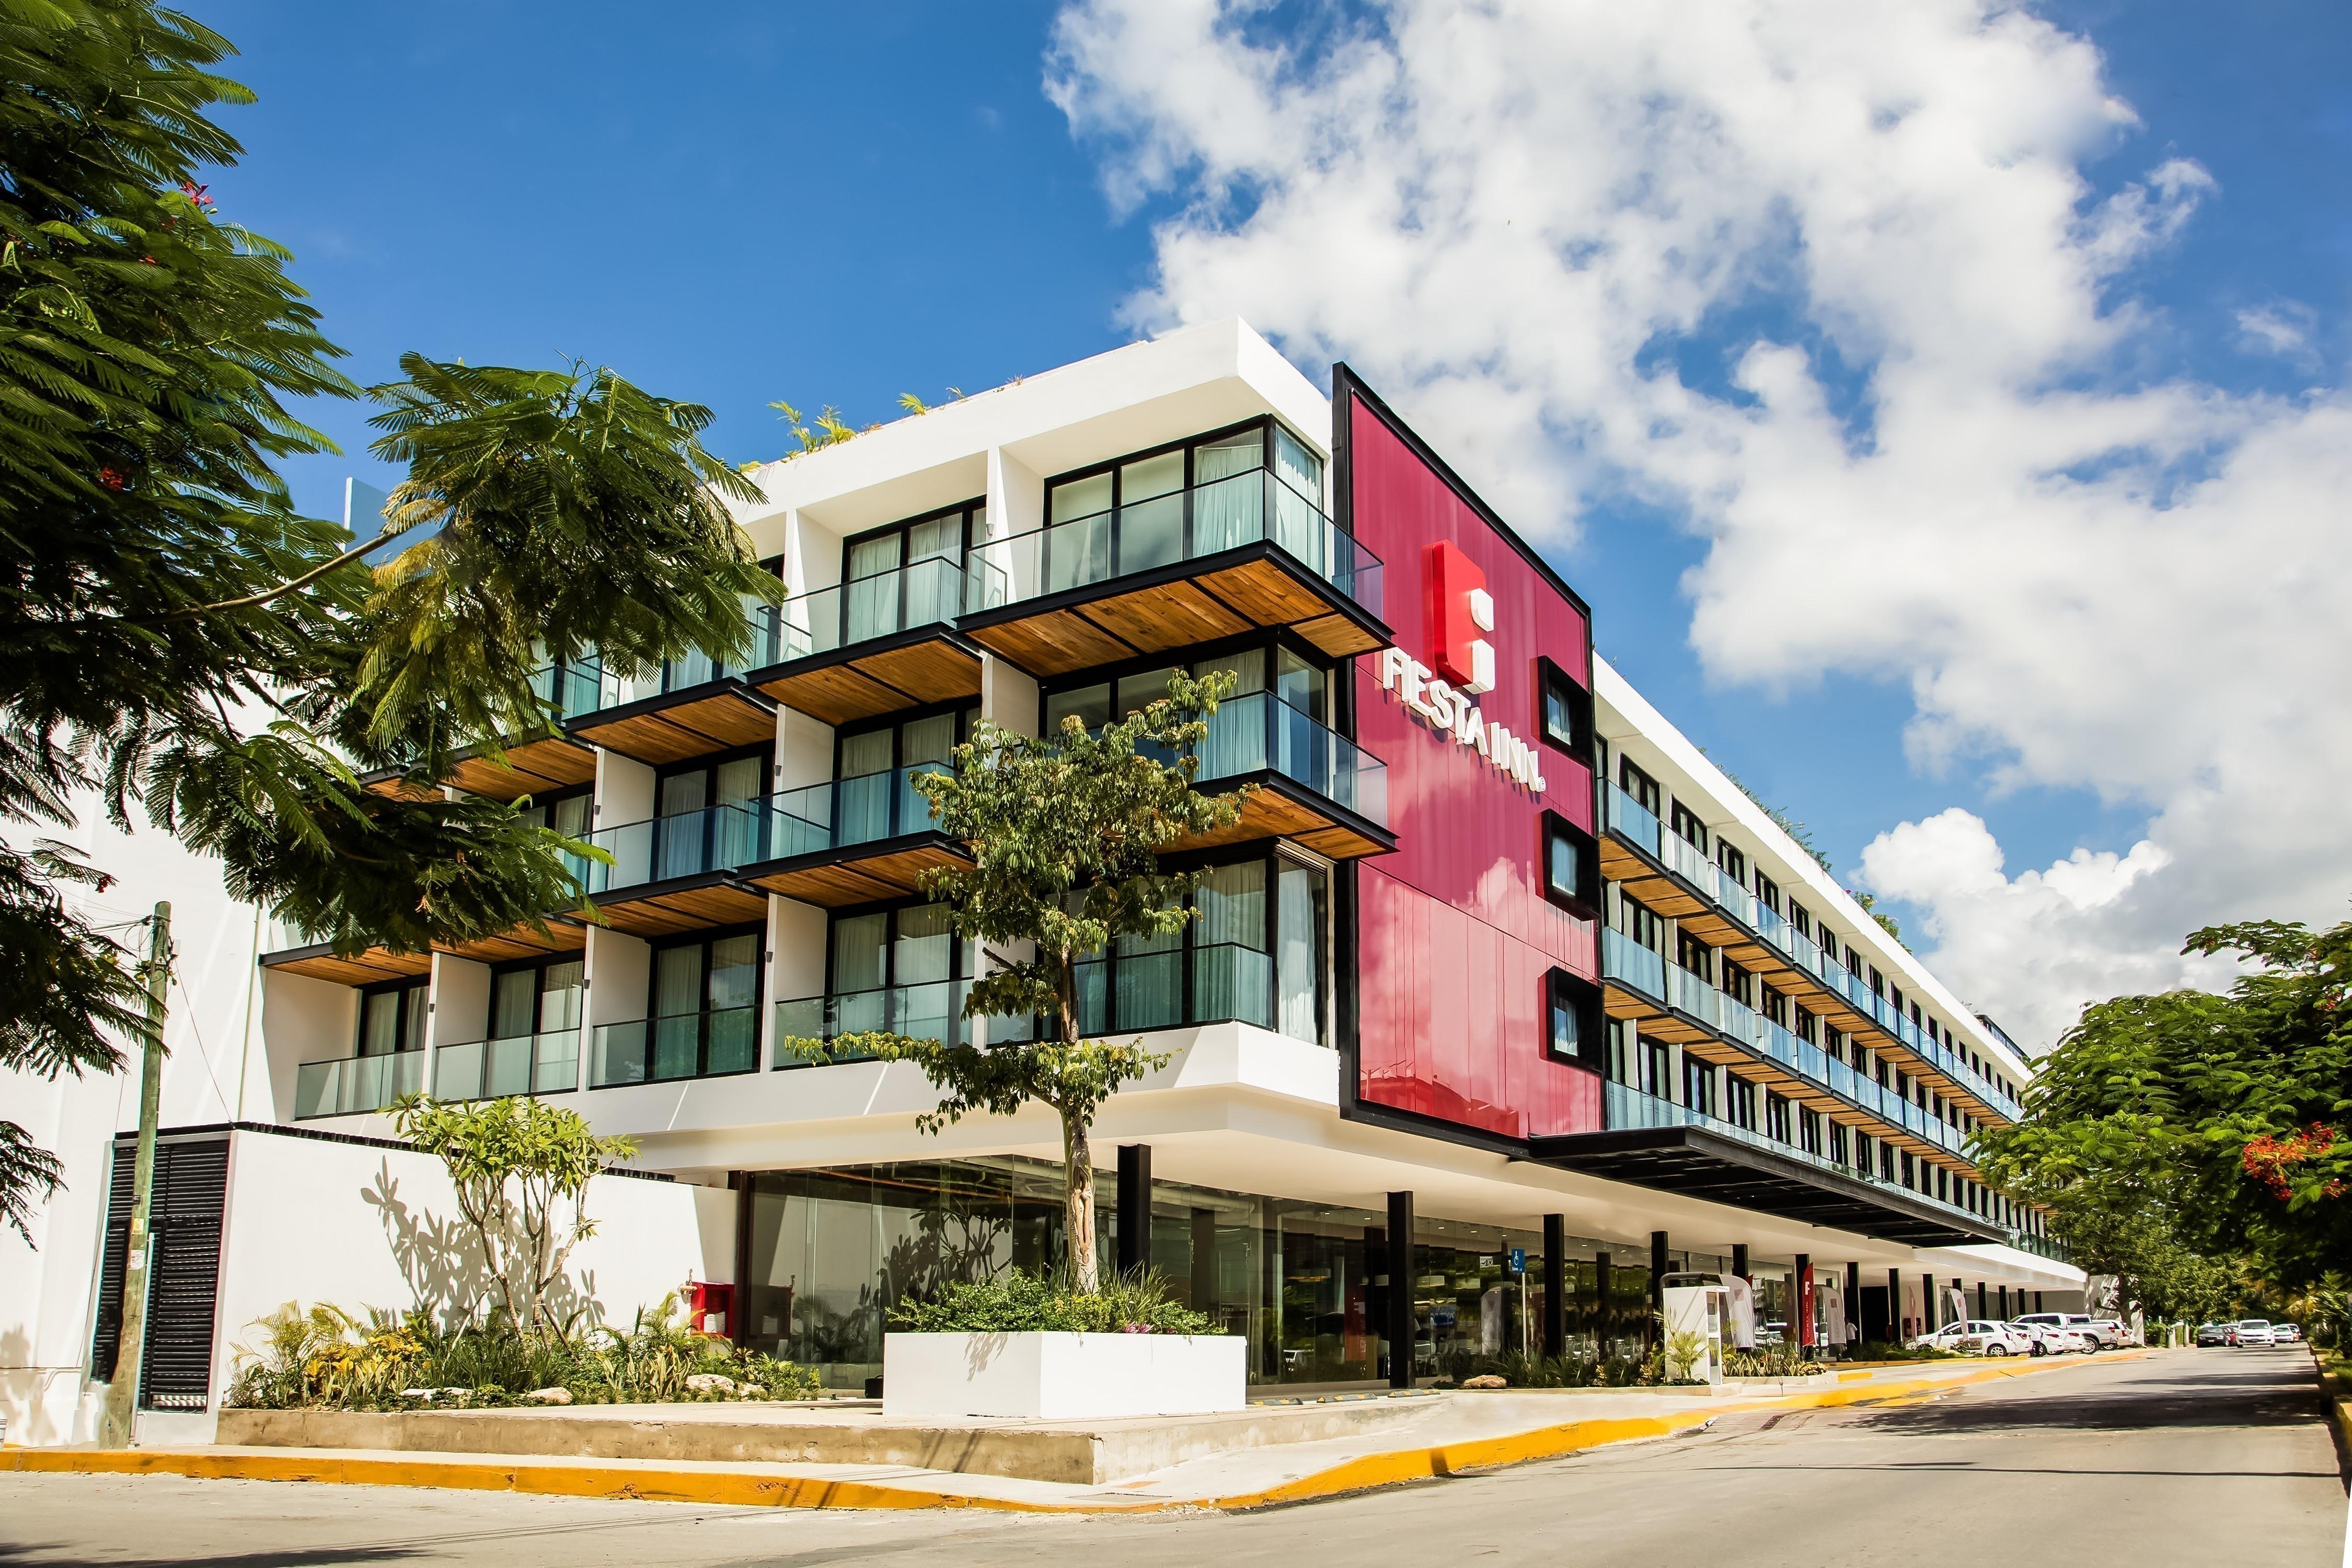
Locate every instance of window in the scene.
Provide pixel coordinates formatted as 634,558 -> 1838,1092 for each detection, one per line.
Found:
1675,929 -> 1714,983
1755,873 -> 1780,914
1067,851 -> 1324,1039
654,747 -> 768,877
1681,1055 -> 1716,1116
1536,657 -> 1592,755
829,707 -> 975,845
1793,1004 -> 1816,1044
489,959 -> 583,1044
1765,1092 -> 1792,1144
1668,801 -> 1708,853
1618,758 -> 1662,816
1542,813 -> 1600,914
1041,419 -> 1325,592
1642,1037 -> 1670,1098
1721,961 -> 1753,1009
1619,897 -> 1664,950
1043,640 -> 1331,779
838,498 -> 985,638
1726,1075 -> 1758,1131
356,978 -> 427,1058
1762,987 -> 1789,1028
1790,901 -> 1812,939
1717,840 -> 1747,886
824,903 -> 970,1045
1829,1121 -> 1849,1167
1546,967 -> 1605,1070
1800,1106 -> 1821,1155
648,928 -> 763,1079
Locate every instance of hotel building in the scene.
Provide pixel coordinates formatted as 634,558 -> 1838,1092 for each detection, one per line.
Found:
1,320 -> 2079,1436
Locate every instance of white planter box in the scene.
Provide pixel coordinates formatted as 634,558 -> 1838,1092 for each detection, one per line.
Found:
882,1331 -> 1247,1420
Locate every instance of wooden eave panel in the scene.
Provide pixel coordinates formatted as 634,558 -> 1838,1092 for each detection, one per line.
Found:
1194,558 -> 1339,628
966,610 -> 1138,677
745,844 -> 972,909
1165,788 -> 1388,860
575,882 -> 768,938
434,923 -> 586,965
756,664 -> 907,726
263,947 -> 429,985
1292,612 -> 1383,660
572,689 -> 776,765
364,777 -> 445,802
1292,823 -> 1387,861
444,736 -> 597,802
852,641 -> 983,705
1077,580 -> 1253,653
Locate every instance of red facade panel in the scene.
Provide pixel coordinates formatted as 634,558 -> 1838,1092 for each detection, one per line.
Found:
1338,372 -> 1602,1142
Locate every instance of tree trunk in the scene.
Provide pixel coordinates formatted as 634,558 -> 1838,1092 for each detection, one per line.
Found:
1064,1109 -> 1098,1295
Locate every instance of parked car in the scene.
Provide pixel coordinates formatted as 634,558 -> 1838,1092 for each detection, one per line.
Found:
2016,1311 -> 2117,1350
2195,1321 -> 2231,1347
2012,1321 -> 2089,1355
2083,1318 -> 2132,1348
2235,1319 -> 2276,1347
2274,1322 -> 2303,1344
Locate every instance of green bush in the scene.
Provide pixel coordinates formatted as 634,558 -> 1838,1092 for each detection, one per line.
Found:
887,1268 -> 1218,1335
226,1296 -> 824,1410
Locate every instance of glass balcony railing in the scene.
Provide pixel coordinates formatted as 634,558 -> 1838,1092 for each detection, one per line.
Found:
583,802 -> 762,892
1074,940 -> 1276,1035
759,552 -> 969,666
972,468 -> 1383,622
757,763 -> 950,861
1601,926 -> 1666,998
591,1005 -> 760,1088
1193,693 -> 1388,826
529,657 -> 607,723
773,978 -> 973,1063
432,1031 -> 580,1101
1665,964 -> 1720,1029
1661,832 -> 1717,898
294,1048 -> 423,1120
1603,783 -> 1662,857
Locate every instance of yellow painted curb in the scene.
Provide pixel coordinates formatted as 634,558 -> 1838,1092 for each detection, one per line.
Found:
0,1348 -> 2149,1516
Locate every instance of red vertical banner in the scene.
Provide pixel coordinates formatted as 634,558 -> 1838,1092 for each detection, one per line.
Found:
1796,1261 -> 1816,1349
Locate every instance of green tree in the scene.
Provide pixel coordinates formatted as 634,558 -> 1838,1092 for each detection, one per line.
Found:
0,0 -> 773,1232
780,672 -> 1250,1294
1975,915 -> 2352,1298
391,1094 -> 639,1337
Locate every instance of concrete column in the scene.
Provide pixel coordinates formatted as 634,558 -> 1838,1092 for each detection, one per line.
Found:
1648,1231 -> 1668,1347
1387,1191 -> 1416,1389
1541,1215 -> 1566,1361
1115,1144 -> 1151,1275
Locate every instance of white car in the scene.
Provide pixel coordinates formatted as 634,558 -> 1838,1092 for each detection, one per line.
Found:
1908,1319 -> 2035,1356
2012,1321 -> 2089,1355
2274,1322 -> 2304,1345
2016,1311 -> 2117,1350
2234,1319 -> 2276,1347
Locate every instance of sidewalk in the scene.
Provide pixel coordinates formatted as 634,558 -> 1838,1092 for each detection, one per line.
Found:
1,1349 -> 2155,1514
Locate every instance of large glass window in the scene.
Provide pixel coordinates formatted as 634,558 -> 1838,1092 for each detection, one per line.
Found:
356,978 -> 426,1058
822,903 -> 969,1045
654,751 -> 766,878
648,929 -> 762,1080
1066,851 -> 1326,1039
838,500 -> 984,642
1041,419 -> 1328,591
831,707 -> 974,845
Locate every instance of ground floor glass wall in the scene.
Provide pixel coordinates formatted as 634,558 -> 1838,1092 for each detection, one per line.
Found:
739,1157 -> 1721,1389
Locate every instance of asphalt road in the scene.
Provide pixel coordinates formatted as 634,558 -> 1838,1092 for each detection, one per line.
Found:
3,1350 -> 2342,1568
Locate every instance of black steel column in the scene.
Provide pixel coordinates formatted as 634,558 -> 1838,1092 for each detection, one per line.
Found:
1731,1243 -> 1749,1282
1387,1191 -> 1416,1389
1977,1281 -> 1988,1319
1888,1267 -> 1902,1341
1541,1215 -> 1566,1360
2035,1290 -> 2044,1313
1595,1251 -> 1613,1352
1921,1274 -> 1936,1333
730,1171 -> 754,1348
1649,1230 -> 1668,1347
1845,1261 -> 1861,1346
1114,1144 -> 1151,1275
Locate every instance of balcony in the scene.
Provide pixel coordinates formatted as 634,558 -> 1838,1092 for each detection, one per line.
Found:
261,940 -> 432,988
1595,785 -> 1705,921
746,557 -> 987,726
1172,693 -> 1391,861
1600,926 -> 1666,1000
564,635 -> 779,767
432,1031 -> 580,1101
575,804 -> 770,936
957,469 -> 1388,678
1529,1082 -> 2004,1248
737,765 -> 972,908
773,978 -> 975,1064
1074,940 -> 1277,1035
293,1048 -> 423,1120
590,1006 -> 760,1088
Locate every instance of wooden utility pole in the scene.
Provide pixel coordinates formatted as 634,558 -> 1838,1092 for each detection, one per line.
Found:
98,901 -> 170,1450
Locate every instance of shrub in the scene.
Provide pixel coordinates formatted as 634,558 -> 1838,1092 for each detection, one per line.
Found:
226,1296 -> 823,1410
887,1268 -> 1218,1335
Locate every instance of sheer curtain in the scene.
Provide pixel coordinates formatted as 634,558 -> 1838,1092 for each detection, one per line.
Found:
844,533 -> 903,643
706,934 -> 760,1073
653,944 -> 705,1080
1047,474 -> 1112,593
836,728 -> 894,845
1277,862 -> 1327,1044
1194,860 -> 1269,1027
1194,649 -> 1265,779
1272,427 -> 1323,564
1192,432 -> 1264,555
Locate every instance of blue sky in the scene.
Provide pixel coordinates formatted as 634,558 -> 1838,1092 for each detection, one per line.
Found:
202,1 -> 2346,1004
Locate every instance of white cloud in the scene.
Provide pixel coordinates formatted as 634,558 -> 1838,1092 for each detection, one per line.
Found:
2236,301 -> 2319,362
1048,0 -> 2352,1048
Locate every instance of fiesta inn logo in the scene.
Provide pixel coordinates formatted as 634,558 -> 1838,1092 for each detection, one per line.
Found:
1374,541 -> 1544,792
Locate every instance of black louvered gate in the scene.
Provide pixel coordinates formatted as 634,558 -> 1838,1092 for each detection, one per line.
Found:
88,1135 -> 230,1411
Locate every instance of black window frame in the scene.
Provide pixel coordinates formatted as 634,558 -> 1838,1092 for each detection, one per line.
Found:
639,919 -> 768,1080
1618,757 -> 1662,816
834,495 -> 989,637
1544,966 -> 1605,1072
1039,414 -> 1332,562
1535,655 -> 1592,757
1668,801 -> 1708,854
486,953 -> 585,1042
353,976 -> 428,1058
1033,627 -> 1341,735
1541,811 -> 1602,917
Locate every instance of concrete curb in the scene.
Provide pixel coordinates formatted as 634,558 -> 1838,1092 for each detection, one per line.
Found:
1,1349 -> 2152,1515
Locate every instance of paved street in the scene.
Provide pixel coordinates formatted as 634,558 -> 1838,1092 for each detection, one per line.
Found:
3,1351 -> 2342,1568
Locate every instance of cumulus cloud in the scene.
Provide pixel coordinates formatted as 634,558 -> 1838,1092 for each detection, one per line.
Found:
1047,0 -> 2352,1047
2236,301 -> 2320,363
